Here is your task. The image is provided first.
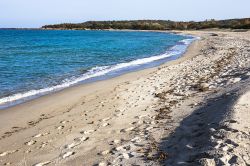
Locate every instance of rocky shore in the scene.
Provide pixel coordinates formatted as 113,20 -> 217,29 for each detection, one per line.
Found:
0,30 -> 249,166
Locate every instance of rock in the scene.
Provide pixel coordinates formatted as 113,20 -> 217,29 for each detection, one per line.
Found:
199,83 -> 210,91
222,146 -> 229,152
101,150 -> 110,155
199,158 -> 216,166
227,77 -> 242,84
116,146 -> 124,151
209,128 -> 216,132
122,153 -> 133,159
131,137 -> 141,143
113,139 -> 121,144
232,77 -> 241,83
146,126 -> 153,131
185,144 -> 193,149
98,162 -> 107,166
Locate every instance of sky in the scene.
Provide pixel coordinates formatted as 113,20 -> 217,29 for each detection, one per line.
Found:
0,0 -> 249,28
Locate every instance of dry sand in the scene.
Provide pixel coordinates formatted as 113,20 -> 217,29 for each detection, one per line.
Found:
0,30 -> 249,166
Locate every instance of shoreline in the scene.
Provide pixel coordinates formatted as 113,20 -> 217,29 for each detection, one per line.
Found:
0,32 -> 199,113
0,30 -> 249,166
0,32 -> 196,110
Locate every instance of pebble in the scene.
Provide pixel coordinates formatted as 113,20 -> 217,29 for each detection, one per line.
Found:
222,146 -> 229,152
146,126 -> 153,131
131,137 -> 141,143
199,83 -> 210,91
123,153 -> 132,159
209,128 -> 216,132
186,144 -> 193,149
232,77 -> 241,83
116,146 -> 124,151
113,139 -> 121,144
98,162 -> 107,166
101,150 -> 110,155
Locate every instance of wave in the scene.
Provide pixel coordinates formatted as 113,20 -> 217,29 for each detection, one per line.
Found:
0,37 -> 197,108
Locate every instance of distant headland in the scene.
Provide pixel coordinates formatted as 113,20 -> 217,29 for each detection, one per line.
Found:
41,18 -> 250,30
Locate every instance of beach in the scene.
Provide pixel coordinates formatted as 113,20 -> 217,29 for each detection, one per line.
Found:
0,30 -> 250,166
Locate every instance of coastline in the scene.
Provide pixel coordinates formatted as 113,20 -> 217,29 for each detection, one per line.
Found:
0,31 -> 195,109
0,30 -> 249,166
0,32 -> 199,121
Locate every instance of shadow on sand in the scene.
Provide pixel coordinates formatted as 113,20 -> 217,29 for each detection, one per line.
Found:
158,89 -> 240,166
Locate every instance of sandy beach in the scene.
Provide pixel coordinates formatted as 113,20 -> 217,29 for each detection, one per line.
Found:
0,30 -> 250,166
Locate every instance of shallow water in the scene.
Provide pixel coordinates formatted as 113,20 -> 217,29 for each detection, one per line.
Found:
0,30 -> 194,108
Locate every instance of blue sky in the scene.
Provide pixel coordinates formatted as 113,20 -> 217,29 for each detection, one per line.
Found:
0,0 -> 249,28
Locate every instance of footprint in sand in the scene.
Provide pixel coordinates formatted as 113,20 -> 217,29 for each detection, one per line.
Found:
102,123 -> 110,127
38,142 -> 47,149
57,126 -> 64,130
120,127 -> 135,133
0,150 -> 18,157
65,142 -> 81,149
65,137 -> 89,149
62,151 -> 75,159
33,132 -> 49,138
33,161 -> 51,166
25,140 -> 36,146
60,120 -> 69,124
102,117 -> 111,122
80,130 -> 95,134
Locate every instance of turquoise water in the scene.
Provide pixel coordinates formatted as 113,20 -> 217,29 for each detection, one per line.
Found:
0,30 -> 194,108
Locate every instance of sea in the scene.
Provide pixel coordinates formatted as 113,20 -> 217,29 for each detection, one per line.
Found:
0,29 -> 195,108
